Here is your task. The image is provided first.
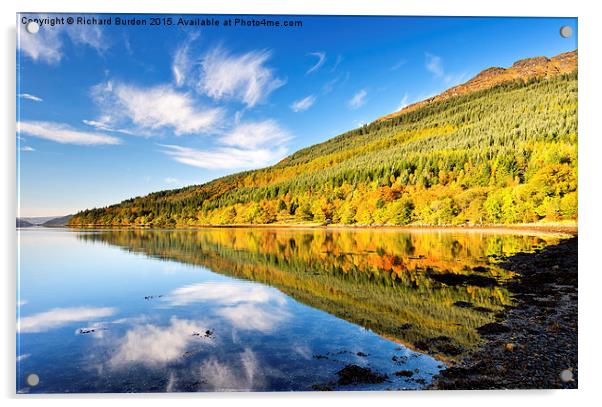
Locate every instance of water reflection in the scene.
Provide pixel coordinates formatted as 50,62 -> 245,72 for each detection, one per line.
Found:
18,307 -> 115,333
110,317 -> 213,368
16,228 -> 565,393
80,228 -> 562,360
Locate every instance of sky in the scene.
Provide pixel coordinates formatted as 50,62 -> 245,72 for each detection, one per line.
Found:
16,14 -> 577,217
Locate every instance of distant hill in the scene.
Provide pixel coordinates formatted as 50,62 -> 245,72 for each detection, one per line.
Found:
379,50 -> 577,122
69,50 -> 578,228
19,216 -> 56,225
16,218 -> 34,228
42,215 -> 74,227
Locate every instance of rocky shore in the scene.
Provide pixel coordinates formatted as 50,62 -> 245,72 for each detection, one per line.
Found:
431,236 -> 578,389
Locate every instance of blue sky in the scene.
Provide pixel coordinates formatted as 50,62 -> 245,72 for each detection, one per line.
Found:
16,14 -> 577,217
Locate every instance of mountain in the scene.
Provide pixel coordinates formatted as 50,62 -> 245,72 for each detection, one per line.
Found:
42,214 -> 74,227
16,218 -> 34,228
69,50 -> 578,228
19,216 -> 57,225
379,50 -> 577,122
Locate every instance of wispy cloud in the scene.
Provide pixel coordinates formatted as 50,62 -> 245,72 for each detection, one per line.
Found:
91,81 -> 223,136
425,53 -> 444,78
290,95 -> 316,112
390,58 -> 407,71
220,120 -> 291,149
18,24 -> 62,64
330,54 -> 342,72
18,121 -> 122,145
398,93 -> 410,110
161,145 -> 287,171
197,47 -> 285,108
322,72 -> 349,94
306,51 -> 326,74
172,33 -> 200,87
18,307 -> 115,333
164,177 -> 180,185
161,120 -> 290,170
18,17 -> 108,65
67,24 -> 107,53
348,89 -> 368,109
20,146 -> 35,152
18,93 -> 43,102
425,53 -> 468,86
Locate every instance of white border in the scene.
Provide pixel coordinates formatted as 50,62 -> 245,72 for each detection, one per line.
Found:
2,1 -> 601,406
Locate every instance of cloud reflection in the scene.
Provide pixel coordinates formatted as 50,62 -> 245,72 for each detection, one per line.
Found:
217,303 -> 290,333
166,282 -> 290,332
18,307 -> 115,333
167,282 -> 285,306
200,348 -> 262,391
110,317 -> 212,367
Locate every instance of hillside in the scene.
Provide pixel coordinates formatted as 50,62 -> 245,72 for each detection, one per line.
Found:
69,50 -> 578,228
16,218 -> 34,228
379,50 -> 577,121
42,214 -> 74,227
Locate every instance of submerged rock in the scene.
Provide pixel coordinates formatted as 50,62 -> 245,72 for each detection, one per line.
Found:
394,370 -> 414,377
336,364 -> 388,385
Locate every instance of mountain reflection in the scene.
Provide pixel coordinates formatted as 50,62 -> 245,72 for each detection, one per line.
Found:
79,228 -> 562,360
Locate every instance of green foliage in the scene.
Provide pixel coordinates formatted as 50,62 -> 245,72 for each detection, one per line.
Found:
70,72 -> 578,227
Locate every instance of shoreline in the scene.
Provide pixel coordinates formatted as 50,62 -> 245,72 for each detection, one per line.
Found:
430,236 -> 578,389
55,223 -> 577,236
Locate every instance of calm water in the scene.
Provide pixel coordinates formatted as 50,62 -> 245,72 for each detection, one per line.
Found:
16,228 -> 565,393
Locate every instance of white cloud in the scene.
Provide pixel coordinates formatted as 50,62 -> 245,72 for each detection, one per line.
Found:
18,17 -> 107,64
161,120 -> 290,170
18,121 -> 122,145
82,118 -> 135,135
17,354 -> 31,362
110,317 -> 212,367
161,144 -> 287,170
18,25 -> 62,64
425,53 -> 468,86
322,72 -> 349,94
164,177 -> 180,185
398,93 -> 410,110
91,82 -> 223,136
18,93 -> 43,102
66,25 -> 107,53
290,95 -> 316,112
172,33 -> 200,87
425,53 -> 444,78
20,146 -> 35,152
306,51 -> 326,74
390,58 -> 407,71
220,120 -> 291,149
348,89 -> 368,109
197,47 -> 285,107
18,307 -> 115,333
330,54 -> 342,72
173,46 -> 190,87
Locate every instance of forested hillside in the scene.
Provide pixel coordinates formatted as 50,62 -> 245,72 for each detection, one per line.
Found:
69,51 -> 578,227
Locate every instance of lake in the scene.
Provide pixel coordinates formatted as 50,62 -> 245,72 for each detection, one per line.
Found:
16,227 -> 566,393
